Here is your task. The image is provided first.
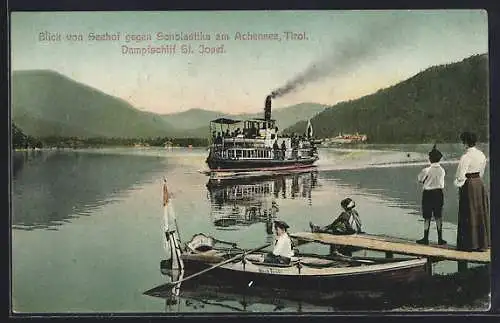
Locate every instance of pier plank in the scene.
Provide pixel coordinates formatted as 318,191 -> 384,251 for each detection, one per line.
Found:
291,232 -> 490,263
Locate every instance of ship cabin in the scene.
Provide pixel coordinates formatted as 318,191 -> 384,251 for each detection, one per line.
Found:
209,117 -> 282,160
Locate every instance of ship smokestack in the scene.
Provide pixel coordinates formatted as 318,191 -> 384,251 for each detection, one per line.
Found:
265,95 -> 272,121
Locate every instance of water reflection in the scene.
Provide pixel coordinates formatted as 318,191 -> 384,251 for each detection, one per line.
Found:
206,170 -> 319,233
322,164 -> 490,225
11,150 -> 167,231
146,262 -> 490,312
147,271 -> 399,312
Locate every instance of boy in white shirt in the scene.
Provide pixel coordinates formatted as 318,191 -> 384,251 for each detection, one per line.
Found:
416,144 -> 446,245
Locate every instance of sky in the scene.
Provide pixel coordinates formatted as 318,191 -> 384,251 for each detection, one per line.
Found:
10,10 -> 488,115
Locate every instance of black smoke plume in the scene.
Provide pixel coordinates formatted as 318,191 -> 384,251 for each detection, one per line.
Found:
270,16 -> 411,99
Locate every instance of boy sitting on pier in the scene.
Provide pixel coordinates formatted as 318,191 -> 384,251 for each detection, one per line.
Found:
309,198 -> 363,235
416,144 -> 447,245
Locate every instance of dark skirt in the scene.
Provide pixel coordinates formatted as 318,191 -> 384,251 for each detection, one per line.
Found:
457,176 -> 490,251
264,253 -> 291,265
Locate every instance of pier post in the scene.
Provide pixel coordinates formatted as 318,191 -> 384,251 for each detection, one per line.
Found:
457,261 -> 468,273
425,259 -> 433,276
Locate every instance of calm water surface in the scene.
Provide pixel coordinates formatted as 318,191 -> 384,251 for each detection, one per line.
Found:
11,144 -> 490,313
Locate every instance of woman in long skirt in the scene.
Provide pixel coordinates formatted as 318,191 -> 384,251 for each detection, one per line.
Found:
454,132 -> 490,251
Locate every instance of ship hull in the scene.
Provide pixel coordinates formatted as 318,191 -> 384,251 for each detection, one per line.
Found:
206,156 -> 318,171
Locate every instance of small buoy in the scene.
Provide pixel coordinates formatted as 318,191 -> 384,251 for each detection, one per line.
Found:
248,281 -> 253,287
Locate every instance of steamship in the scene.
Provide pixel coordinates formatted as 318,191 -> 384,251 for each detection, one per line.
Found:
206,96 -> 319,171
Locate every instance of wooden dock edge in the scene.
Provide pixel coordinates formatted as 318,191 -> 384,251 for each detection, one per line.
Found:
290,232 -> 490,264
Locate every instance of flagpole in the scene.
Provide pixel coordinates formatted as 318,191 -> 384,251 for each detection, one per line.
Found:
163,178 -> 184,271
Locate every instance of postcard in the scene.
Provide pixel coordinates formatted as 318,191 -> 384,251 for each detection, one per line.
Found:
10,10 -> 490,314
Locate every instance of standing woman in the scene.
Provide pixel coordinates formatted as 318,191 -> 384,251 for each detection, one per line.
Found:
454,132 -> 490,251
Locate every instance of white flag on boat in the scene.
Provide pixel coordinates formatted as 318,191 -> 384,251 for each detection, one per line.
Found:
306,119 -> 313,138
162,178 -> 183,271
162,178 -> 177,232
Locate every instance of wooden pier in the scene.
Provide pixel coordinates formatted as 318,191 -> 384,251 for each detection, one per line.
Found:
291,232 -> 490,264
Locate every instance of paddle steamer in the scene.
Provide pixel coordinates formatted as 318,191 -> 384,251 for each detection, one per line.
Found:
206,96 -> 319,171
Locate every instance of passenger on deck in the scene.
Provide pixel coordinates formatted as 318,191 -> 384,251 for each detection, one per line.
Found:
215,132 -> 223,145
273,140 -> 279,159
416,144 -> 446,245
264,220 -> 294,265
280,140 -> 286,160
309,198 -> 363,235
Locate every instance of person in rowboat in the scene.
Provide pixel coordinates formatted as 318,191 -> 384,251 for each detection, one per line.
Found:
309,198 -> 363,235
264,220 -> 294,265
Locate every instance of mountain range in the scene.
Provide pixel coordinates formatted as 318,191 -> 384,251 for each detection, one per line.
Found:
12,53 -> 488,143
11,70 -> 326,139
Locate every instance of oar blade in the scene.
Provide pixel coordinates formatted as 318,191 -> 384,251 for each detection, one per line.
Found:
144,282 -> 172,296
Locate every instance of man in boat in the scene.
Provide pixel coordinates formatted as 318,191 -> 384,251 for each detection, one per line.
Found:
264,220 -> 294,265
309,198 -> 363,235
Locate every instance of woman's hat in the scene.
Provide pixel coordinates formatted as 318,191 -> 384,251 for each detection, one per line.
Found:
274,220 -> 289,230
428,144 -> 442,162
341,198 -> 356,210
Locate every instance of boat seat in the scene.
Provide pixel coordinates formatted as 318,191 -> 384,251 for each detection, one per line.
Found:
248,256 -> 300,268
300,260 -> 347,268
255,260 -> 299,268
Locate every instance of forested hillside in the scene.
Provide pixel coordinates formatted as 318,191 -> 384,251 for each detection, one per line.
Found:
285,54 -> 488,143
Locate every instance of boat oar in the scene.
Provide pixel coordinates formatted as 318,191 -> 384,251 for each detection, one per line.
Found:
158,243 -> 271,289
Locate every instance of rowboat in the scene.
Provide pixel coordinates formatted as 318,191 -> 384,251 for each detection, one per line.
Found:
160,232 -> 429,291
147,254 -> 490,312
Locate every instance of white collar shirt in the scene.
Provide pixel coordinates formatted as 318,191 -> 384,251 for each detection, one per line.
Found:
417,163 -> 445,190
454,147 -> 487,187
272,233 -> 294,258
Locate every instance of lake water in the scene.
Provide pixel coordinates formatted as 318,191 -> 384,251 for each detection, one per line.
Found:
11,144 -> 491,313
